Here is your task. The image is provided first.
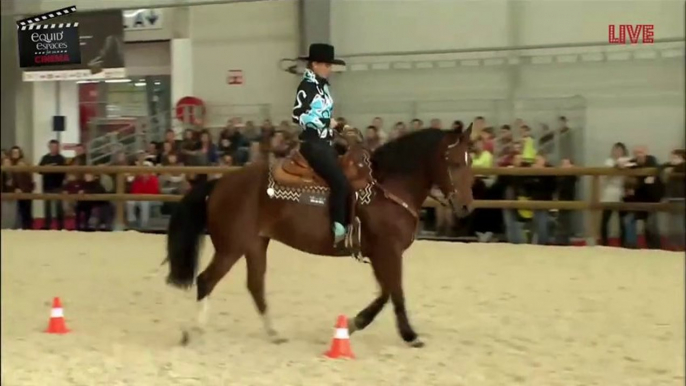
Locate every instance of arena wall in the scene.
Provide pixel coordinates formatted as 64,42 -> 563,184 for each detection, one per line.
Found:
189,0 -> 300,122
329,0 -> 685,163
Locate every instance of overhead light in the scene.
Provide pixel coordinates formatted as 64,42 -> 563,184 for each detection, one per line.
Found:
76,80 -> 98,84
415,61 -> 434,69
105,79 -> 131,83
531,56 -> 554,65
633,50 -> 657,60
459,60 -> 480,66
606,51 -> 631,61
483,58 -> 505,66
370,63 -> 390,71
556,55 -> 578,63
134,82 -> 146,87
392,62 -> 412,70
154,81 -> 161,85
580,53 -> 604,62
661,49 -> 684,58
349,63 -> 368,71
437,60 -> 457,68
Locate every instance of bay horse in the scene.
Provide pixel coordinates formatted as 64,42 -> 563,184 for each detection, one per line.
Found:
166,124 -> 474,348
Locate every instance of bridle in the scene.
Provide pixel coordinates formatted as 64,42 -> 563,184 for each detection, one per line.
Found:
429,137 -> 467,208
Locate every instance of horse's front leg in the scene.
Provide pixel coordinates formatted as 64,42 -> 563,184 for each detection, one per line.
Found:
355,245 -> 423,347
348,291 -> 389,335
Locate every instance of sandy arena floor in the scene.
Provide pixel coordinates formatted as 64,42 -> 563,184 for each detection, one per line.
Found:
1,231 -> 683,386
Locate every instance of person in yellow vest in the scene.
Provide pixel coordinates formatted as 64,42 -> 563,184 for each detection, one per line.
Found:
519,125 -> 537,163
471,138 -> 496,241
472,138 -> 494,170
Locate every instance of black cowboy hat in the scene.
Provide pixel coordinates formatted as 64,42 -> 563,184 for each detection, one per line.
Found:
297,43 -> 346,66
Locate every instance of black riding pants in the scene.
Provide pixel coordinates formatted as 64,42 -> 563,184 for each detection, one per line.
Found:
299,139 -> 351,226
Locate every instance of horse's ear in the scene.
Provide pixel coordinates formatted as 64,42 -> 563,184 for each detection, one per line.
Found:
461,122 -> 473,140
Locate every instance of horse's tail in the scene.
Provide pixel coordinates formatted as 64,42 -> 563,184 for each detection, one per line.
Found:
166,179 -> 218,289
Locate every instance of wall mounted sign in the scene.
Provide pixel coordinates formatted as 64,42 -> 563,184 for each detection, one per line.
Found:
123,9 -> 164,31
20,9 -> 126,82
16,6 -> 82,69
227,69 -> 244,85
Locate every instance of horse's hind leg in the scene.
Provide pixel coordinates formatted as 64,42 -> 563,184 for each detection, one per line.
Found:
194,252 -> 243,328
245,236 -> 286,344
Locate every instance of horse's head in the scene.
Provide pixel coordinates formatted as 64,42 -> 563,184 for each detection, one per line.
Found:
433,123 -> 475,218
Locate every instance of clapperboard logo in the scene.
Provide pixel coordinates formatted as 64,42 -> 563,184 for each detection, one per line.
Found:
16,6 -> 82,68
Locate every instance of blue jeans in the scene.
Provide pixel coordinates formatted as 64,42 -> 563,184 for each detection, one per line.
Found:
623,213 -> 639,248
555,210 -> 574,245
623,212 -> 660,249
667,199 -> 685,249
532,210 -> 550,245
503,209 -> 525,244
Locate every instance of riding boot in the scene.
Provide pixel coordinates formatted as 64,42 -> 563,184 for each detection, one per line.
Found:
333,222 -> 346,244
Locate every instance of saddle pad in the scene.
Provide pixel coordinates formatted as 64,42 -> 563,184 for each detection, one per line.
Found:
266,164 -> 374,206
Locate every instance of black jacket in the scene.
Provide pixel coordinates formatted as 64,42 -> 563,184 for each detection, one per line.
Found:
556,176 -> 578,201
39,153 -> 66,191
630,155 -> 663,203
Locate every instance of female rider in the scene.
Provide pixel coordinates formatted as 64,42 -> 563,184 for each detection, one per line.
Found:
291,43 -> 351,245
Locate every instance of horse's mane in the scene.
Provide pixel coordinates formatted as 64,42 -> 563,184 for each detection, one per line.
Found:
370,129 -> 447,177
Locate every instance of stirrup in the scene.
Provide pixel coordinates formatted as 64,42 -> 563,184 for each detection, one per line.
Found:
345,217 -> 368,264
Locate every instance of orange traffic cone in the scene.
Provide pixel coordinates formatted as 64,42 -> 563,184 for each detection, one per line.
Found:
45,297 -> 70,334
324,315 -> 354,359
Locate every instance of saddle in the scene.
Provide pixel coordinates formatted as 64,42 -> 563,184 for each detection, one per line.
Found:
270,142 -> 371,262
273,145 -> 372,191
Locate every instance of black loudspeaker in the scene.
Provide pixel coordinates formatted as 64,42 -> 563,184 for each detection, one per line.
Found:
52,116 -> 65,132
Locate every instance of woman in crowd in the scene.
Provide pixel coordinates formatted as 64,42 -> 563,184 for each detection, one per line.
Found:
127,161 -> 160,229
198,129 -> 219,165
160,140 -> 175,164
8,146 -> 34,229
180,128 -> 200,165
599,142 -> 630,246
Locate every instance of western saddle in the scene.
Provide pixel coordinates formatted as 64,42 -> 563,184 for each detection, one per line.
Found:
272,144 -> 372,191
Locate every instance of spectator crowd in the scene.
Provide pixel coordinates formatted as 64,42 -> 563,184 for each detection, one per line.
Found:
1,115 -> 683,250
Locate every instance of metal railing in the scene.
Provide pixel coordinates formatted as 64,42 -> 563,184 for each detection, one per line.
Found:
1,165 -> 682,242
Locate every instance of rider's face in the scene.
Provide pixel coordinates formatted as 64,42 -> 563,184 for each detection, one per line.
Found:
311,62 -> 332,78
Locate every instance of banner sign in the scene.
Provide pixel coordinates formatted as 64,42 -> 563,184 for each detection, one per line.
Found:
18,8 -> 126,82
17,6 -> 81,69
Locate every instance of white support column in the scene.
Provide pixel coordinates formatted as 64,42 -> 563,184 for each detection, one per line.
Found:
171,38 -> 193,135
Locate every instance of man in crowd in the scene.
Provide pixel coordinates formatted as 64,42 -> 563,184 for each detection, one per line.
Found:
429,118 -> 442,130
624,145 -> 662,249
661,149 -> 685,249
410,118 -> 423,131
220,118 -> 251,165
371,116 -> 384,132
39,139 -> 66,230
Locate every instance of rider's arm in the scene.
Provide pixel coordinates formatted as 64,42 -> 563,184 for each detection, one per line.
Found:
291,81 -> 326,132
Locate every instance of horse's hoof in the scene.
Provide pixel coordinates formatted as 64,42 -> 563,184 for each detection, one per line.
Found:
407,338 -> 425,348
180,330 -> 191,346
268,329 -> 288,344
347,317 -> 358,335
270,336 -> 288,345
